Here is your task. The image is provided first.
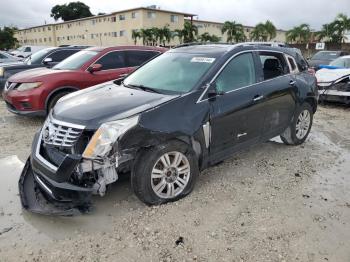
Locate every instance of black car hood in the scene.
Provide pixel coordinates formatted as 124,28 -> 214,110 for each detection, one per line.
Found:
53,82 -> 178,129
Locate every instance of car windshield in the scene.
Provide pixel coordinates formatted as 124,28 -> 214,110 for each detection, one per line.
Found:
53,50 -> 98,70
123,52 -> 217,94
330,57 -> 350,68
25,48 -> 54,65
311,51 -> 340,61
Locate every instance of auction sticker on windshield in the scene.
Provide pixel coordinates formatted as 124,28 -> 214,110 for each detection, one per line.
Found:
191,57 -> 216,63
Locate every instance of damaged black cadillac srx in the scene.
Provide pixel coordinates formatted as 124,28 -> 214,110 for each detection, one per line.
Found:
19,43 -> 318,215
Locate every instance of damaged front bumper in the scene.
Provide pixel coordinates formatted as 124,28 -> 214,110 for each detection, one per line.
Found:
19,158 -> 93,216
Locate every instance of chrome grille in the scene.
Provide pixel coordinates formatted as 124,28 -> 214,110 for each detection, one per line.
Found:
4,81 -> 18,92
42,116 -> 85,147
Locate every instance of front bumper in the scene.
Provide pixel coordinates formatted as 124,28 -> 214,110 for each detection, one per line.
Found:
318,89 -> 350,104
19,132 -> 94,216
19,158 -> 93,216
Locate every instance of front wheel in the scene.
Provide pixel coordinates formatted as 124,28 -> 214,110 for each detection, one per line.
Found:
280,103 -> 313,145
131,141 -> 199,205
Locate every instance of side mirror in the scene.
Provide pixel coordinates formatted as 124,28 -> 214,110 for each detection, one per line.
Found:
207,82 -> 223,101
43,57 -> 53,65
87,64 -> 102,73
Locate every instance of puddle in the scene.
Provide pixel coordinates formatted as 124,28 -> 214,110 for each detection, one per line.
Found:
0,155 -> 143,247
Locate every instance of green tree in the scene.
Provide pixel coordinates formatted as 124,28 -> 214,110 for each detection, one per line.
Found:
286,24 -> 311,44
250,21 -> 276,41
183,21 -> 198,43
0,27 -> 18,50
51,2 -> 93,21
159,26 -> 172,46
221,21 -> 245,43
132,30 -> 141,45
173,29 -> 185,44
198,32 -> 221,42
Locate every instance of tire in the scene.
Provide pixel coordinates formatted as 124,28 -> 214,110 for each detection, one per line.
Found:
131,140 -> 199,205
280,103 -> 313,145
47,91 -> 71,113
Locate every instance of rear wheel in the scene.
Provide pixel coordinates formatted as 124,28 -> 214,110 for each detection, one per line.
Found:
47,91 -> 71,113
280,103 -> 313,145
131,141 -> 198,205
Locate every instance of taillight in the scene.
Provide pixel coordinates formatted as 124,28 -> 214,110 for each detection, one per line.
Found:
308,68 -> 316,76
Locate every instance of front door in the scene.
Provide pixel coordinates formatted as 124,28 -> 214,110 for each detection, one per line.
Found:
209,52 -> 266,162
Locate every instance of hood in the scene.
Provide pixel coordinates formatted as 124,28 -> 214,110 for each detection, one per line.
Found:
308,59 -> 331,68
53,82 -> 178,129
316,68 -> 350,84
8,67 -> 63,82
0,61 -> 25,67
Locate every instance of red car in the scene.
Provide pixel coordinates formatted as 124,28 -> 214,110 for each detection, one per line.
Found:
2,46 -> 166,116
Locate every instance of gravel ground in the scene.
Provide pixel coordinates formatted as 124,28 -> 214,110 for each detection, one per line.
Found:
0,99 -> 349,262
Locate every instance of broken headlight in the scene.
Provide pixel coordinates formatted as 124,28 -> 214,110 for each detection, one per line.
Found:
82,115 -> 139,159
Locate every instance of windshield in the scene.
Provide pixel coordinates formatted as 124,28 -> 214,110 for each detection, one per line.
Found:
25,48 -> 53,65
330,57 -> 350,68
53,50 -> 98,70
311,51 -> 340,61
123,52 -> 217,94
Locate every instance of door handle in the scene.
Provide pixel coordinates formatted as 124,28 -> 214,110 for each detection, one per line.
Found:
289,80 -> 296,86
253,95 -> 264,102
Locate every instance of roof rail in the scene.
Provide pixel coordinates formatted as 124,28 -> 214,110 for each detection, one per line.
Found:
173,41 -> 290,49
173,42 -> 234,49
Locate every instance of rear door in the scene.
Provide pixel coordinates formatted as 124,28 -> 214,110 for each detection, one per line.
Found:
87,50 -> 128,84
255,51 -> 297,139
125,50 -> 161,74
45,49 -> 80,66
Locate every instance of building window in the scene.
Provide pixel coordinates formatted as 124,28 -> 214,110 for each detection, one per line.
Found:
120,30 -> 126,37
48,27 -> 51,31
132,12 -> 138,18
147,11 -> 156,19
91,34 -> 94,39
119,14 -> 125,20
112,32 -> 118,37
170,15 -> 179,23
111,17 -> 116,22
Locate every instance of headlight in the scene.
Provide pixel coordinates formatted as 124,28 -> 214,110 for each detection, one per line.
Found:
17,82 -> 42,91
0,67 -> 4,77
83,115 -> 139,159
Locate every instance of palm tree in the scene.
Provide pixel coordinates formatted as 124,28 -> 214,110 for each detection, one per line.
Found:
199,32 -> 221,43
221,21 -> 244,43
264,20 -> 277,40
131,30 -> 141,45
286,24 -> 311,44
140,29 -> 152,45
183,21 -> 198,43
334,13 -> 350,43
173,29 -> 184,44
250,23 -> 269,41
159,25 -> 172,46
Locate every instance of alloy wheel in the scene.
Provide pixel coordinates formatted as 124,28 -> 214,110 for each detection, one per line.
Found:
295,109 -> 311,140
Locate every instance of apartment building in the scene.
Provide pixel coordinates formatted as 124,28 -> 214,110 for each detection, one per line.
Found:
15,6 -> 286,47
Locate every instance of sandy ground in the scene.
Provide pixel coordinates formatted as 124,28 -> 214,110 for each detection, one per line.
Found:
0,99 -> 349,262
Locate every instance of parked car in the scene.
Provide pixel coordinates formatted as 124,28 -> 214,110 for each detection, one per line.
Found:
316,55 -> 350,104
0,51 -> 22,64
0,46 -> 87,91
308,50 -> 349,70
10,45 -> 50,58
3,46 -> 166,116
18,43 -> 318,215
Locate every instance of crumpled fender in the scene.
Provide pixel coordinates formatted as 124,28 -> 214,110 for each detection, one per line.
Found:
19,158 -> 92,216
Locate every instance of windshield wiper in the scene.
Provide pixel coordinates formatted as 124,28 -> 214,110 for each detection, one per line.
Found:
124,83 -> 161,94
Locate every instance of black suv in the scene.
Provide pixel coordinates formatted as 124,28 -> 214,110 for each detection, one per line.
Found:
0,46 -> 88,91
19,44 -> 318,215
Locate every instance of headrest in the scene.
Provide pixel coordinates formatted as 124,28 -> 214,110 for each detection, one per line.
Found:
264,59 -> 280,70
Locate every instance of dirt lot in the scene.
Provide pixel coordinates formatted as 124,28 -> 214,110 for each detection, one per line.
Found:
0,99 -> 349,262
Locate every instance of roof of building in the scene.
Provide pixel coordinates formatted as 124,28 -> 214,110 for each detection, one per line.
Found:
17,7 -> 197,31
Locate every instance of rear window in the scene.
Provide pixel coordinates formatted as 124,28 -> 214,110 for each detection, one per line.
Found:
311,51 -> 339,61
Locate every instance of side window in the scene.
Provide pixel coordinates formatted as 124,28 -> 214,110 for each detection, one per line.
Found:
126,50 -> 159,67
24,47 -> 31,52
46,49 -> 79,62
94,51 -> 125,70
0,53 -> 6,59
258,52 -> 289,80
287,57 -> 298,72
215,52 -> 256,93
295,53 -> 308,72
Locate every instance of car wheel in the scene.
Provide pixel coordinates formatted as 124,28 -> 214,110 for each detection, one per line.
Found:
280,103 -> 313,145
47,91 -> 71,113
131,140 -> 199,205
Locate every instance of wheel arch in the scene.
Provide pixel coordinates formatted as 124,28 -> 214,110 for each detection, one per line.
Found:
304,96 -> 317,113
45,86 -> 79,112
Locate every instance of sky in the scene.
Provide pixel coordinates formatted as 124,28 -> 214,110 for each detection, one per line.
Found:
0,0 -> 349,31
